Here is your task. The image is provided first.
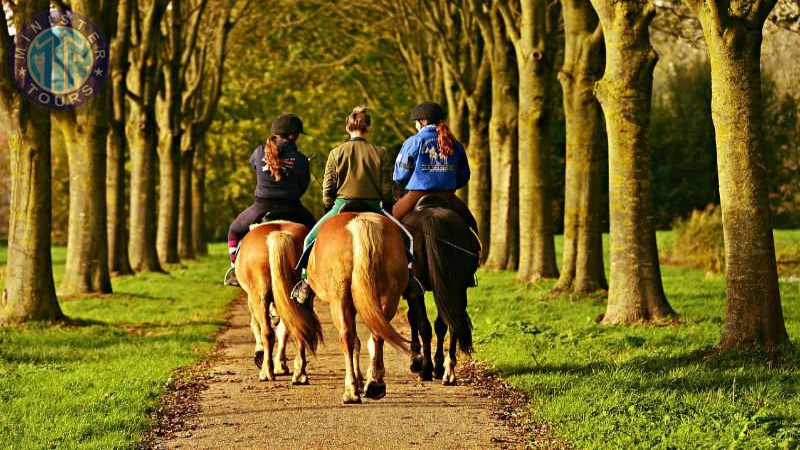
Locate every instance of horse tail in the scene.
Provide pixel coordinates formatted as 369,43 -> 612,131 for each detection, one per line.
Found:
423,214 -> 473,355
268,230 -> 323,354
346,215 -> 410,354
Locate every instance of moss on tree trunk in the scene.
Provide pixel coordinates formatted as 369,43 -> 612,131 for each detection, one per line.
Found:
685,0 -> 788,349
590,0 -> 675,323
553,0 -> 607,294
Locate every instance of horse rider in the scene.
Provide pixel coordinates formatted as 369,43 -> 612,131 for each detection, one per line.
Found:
290,106 -> 423,303
392,102 -> 478,232
224,114 -> 317,287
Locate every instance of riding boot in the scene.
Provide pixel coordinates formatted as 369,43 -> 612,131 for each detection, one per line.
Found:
403,270 -> 425,299
223,264 -> 240,287
290,279 -> 315,304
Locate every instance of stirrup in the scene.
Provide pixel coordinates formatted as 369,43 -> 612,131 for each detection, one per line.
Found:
291,280 -> 312,304
224,266 -> 240,287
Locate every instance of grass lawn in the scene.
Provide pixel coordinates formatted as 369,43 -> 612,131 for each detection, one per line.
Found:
0,244 -> 236,449
469,230 -> 800,448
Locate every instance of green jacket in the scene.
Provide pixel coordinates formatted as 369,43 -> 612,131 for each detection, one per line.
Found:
322,137 -> 394,210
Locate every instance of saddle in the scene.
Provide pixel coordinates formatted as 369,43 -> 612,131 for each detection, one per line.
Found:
339,200 -> 381,213
414,194 -> 451,211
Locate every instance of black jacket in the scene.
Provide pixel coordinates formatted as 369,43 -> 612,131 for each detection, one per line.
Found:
249,140 -> 310,200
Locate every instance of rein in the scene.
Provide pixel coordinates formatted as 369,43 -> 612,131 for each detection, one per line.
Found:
403,221 -> 481,259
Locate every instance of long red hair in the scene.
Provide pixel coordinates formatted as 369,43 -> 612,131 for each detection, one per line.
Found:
264,135 -> 284,181
435,122 -> 456,157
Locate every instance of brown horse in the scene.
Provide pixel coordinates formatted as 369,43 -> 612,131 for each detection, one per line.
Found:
235,221 -> 323,384
308,212 -> 409,403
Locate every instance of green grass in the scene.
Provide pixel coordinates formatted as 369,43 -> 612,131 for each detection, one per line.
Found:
0,244 -> 236,449
469,230 -> 800,449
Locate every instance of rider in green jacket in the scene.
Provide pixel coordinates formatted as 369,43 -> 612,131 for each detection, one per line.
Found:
291,106 -> 422,303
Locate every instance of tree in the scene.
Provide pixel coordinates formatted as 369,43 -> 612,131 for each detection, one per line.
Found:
52,3 -> 113,295
127,0 -> 167,272
477,1 -> 521,271
553,0 -> 607,294
0,0 -> 63,323
498,0 -> 560,280
589,0 -> 676,323
107,0 -> 134,275
684,0 -> 789,348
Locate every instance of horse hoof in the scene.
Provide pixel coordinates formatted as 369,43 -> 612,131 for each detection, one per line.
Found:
342,393 -> 362,404
275,363 -> 290,376
434,366 -> 445,380
258,372 -> 275,382
418,371 -> 433,382
292,374 -> 309,385
364,381 -> 386,400
442,377 -> 457,386
254,351 -> 264,369
410,358 -> 424,374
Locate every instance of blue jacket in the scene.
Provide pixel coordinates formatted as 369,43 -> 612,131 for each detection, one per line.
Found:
249,140 -> 310,200
393,125 -> 470,191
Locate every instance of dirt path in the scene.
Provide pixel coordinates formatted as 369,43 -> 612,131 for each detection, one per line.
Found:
157,297 -> 526,450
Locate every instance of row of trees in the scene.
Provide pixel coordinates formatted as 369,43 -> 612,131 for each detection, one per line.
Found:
0,0 -> 245,322
316,0 -> 794,349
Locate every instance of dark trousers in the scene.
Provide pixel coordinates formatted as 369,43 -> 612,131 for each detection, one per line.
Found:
392,190 -> 478,232
228,197 -> 316,245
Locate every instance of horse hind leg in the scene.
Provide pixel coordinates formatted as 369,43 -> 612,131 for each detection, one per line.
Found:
273,316 -> 290,376
332,300 -> 361,404
292,342 -> 309,385
433,315 -> 447,380
364,333 -> 387,400
353,335 -> 363,394
248,296 -> 265,369
256,298 -> 276,381
443,330 -> 458,386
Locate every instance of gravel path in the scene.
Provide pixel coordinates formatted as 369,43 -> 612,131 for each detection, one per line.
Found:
158,296 -> 525,450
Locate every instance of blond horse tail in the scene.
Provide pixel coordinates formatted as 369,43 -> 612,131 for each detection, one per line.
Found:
268,231 -> 323,354
346,215 -> 409,354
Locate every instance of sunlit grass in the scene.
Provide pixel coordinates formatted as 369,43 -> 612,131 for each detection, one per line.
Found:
470,230 -> 800,448
0,244 -> 236,449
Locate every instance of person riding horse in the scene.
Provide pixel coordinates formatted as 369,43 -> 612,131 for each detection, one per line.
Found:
224,114 -> 317,287
291,106 -> 421,304
392,102 -> 478,232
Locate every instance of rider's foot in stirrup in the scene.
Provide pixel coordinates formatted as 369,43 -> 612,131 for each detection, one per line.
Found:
291,280 -> 313,304
403,274 -> 425,299
224,265 -> 240,287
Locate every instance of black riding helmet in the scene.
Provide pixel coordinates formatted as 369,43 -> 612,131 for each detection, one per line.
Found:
271,114 -> 306,135
410,102 -> 445,123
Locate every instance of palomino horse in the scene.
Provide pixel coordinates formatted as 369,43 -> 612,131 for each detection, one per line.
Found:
308,211 -> 409,403
402,196 -> 480,385
235,221 -> 323,384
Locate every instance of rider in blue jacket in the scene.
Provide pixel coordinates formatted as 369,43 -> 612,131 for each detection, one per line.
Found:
392,102 -> 478,231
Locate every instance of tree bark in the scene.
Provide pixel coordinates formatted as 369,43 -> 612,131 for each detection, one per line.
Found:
128,0 -> 167,272
192,141 -> 208,256
107,0 -> 134,276
589,0 -> 675,323
484,8 -> 520,271
178,145 -> 195,259
686,0 -> 788,348
0,0 -> 63,323
465,90 -> 492,259
499,0 -> 559,280
156,0 -> 184,264
553,0 -> 607,294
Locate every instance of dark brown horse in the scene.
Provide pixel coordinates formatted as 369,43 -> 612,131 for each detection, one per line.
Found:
402,197 -> 480,385
235,221 -> 322,384
308,212 -> 409,403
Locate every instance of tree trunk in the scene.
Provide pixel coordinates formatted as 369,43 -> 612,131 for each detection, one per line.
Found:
553,0 -> 607,294
464,91 -> 492,259
512,0 -> 559,281
156,137 -> 181,264
0,0 -> 63,321
687,0 -> 788,348
485,11 -> 520,271
106,0 -> 133,276
192,141 -> 209,256
178,146 -> 195,259
128,105 -> 163,272
590,0 -> 675,323
55,109 -> 112,295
